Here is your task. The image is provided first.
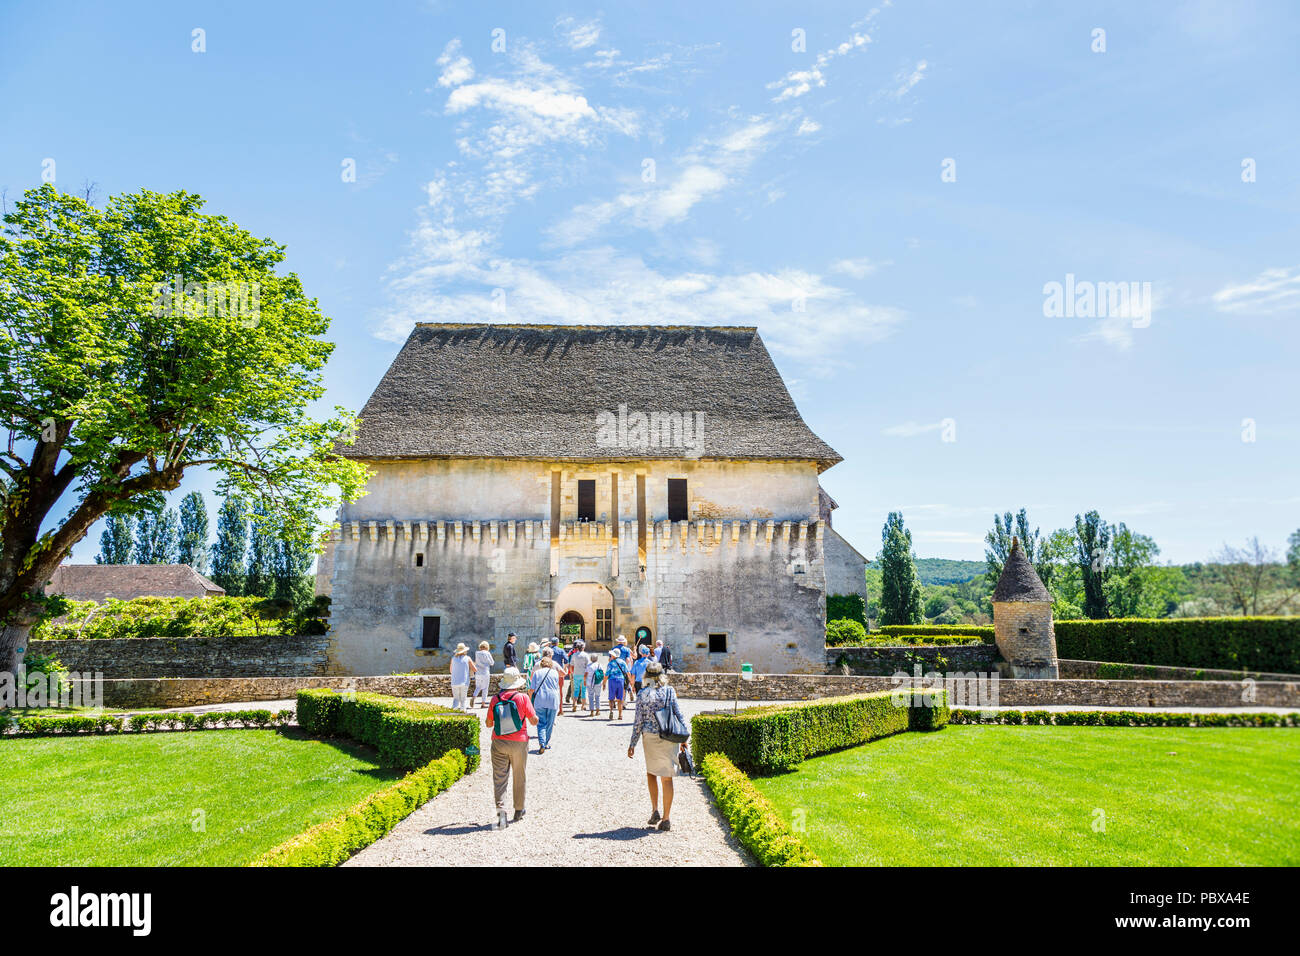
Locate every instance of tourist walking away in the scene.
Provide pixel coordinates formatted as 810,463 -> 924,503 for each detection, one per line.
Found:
627,662 -> 689,832
631,644 -> 652,698
523,642 -> 541,674
503,633 -> 518,669
473,641 -> 494,708
587,654 -> 605,716
530,649 -> 563,753
450,643 -> 472,711
654,640 -> 673,672
569,642 -> 590,714
606,650 -> 630,720
487,667 -> 538,830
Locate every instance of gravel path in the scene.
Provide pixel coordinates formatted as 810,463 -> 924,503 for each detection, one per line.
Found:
345,696 -> 752,867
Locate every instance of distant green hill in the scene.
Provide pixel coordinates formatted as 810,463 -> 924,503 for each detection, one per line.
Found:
914,558 -> 987,586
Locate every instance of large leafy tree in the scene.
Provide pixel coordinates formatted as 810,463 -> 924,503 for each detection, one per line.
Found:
177,490 -> 209,573
878,511 -> 923,626
209,495 -> 248,596
984,509 -> 1053,591
95,513 -> 134,564
133,507 -> 179,564
0,184 -> 368,671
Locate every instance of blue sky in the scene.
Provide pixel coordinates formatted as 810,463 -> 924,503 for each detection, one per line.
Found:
3,0 -> 1298,565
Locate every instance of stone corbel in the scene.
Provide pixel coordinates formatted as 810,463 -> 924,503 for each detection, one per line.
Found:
765,520 -> 775,545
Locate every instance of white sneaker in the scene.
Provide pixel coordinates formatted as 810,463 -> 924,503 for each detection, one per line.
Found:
495,810 -> 508,830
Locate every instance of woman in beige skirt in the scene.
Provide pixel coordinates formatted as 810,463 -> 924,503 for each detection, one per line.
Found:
627,662 -> 689,832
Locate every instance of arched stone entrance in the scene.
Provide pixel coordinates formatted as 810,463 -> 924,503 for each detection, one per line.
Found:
559,609 -> 585,643
553,581 -> 614,651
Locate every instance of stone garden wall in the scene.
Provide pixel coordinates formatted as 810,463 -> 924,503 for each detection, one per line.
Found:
74,671 -> 1300,710
28,635 -> 331,679
826,644 -> 998,676
1058,658 -> 1300,683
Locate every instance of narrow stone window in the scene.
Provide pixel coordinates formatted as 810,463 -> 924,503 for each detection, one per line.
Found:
577,479 -> 596,522
708,632 -> 727,653
595,607 -> 612,641
667,478 -> 688,522
421,616 -> 441,649
414,553 -> 424,567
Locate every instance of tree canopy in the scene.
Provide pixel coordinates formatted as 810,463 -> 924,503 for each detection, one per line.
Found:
0,184 -> 368,670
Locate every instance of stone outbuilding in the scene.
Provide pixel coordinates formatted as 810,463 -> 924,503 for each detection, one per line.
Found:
991,536 -> 1059,679
317,323 -> 872,676
46,564 -> 226,602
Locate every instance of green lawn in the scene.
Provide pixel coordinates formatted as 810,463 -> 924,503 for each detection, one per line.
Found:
0,729 -> 403,865
752,726 -> 1300,866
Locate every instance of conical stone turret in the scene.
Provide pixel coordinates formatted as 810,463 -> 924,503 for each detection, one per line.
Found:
992,536 -> 1059,679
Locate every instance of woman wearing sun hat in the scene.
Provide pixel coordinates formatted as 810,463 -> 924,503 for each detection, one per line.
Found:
450,643 -> 472,711
627,661 -> 688,831
522,641 -> 541,675
486,666 -> 538,829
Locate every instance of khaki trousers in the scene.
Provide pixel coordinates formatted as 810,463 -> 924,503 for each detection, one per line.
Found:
491,736 -> 528,811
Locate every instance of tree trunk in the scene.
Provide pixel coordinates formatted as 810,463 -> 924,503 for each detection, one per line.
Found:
0,620 -> 35,675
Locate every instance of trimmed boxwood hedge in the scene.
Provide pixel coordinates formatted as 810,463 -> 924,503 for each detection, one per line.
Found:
878,624 -> 995,641
1054,617 -> 1300,674
251,749 -> 468,867
691,689 -> 949,775
294,689 -> 479,771
701,753 -> 821,867
3,709 -> 294,736
950,708 -> 1300,727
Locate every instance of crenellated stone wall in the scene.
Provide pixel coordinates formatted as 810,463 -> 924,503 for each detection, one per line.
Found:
321,509 -> 829,677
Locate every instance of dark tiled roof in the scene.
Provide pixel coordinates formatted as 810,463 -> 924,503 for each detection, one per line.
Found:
992,537 -> 1052,602
343,324 -> 842,469
46,564 -> 225,602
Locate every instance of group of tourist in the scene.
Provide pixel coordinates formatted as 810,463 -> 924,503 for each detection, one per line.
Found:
456,631 -> 687,833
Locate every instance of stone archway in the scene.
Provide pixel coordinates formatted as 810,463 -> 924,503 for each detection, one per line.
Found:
554,581 -> 614,651
559,609 -> 585,643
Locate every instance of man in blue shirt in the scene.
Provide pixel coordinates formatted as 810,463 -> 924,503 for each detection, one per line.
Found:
630,643 -> 652,699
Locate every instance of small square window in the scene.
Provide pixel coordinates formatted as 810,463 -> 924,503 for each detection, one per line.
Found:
415,553 -> 424,567
708,632 -> 727,653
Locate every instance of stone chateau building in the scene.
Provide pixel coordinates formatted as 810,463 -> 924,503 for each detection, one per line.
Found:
317,324 -> 869,675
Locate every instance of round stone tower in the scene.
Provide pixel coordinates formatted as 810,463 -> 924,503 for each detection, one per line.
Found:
992,536 -> 1059,679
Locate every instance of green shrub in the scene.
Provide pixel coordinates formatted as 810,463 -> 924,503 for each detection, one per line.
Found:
826,594 -> 867,627
31,595 -> 313,640
700,753 -> 821,867
296,689 -> 343,735
825,618 -> 867,647
294,689 -> 480,772
251,749 -> 469,867
691,689 -> 945,775
18,651 -> 72,701
949,708 -> 1300,728
878,624 -> 995,642
1054,617 -> 1300,673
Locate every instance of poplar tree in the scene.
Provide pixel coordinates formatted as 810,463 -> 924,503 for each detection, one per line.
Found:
95,514 -> 135,564
177,491 -> 210,573
209,496 -> 248,596
879,511 -> 924,626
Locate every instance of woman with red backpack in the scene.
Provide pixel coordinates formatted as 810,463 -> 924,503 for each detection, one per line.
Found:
486,666 -> 539,830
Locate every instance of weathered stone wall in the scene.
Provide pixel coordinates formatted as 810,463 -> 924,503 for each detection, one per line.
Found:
823,527 -> 868,603
827,644 -> 998,676
77,672 -> 1300,710
27,635 -> 330,679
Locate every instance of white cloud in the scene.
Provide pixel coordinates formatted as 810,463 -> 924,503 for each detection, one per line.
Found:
882,420 -> 945,437
830,257 -> 888,279
557,16 -> 602,50
796,118 -> 821,135
1212,265 -> 1300,315
768,30 -> 872,102
548,118 -> 776,245
377,244 -> 904,367
436,39 -> 474,88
